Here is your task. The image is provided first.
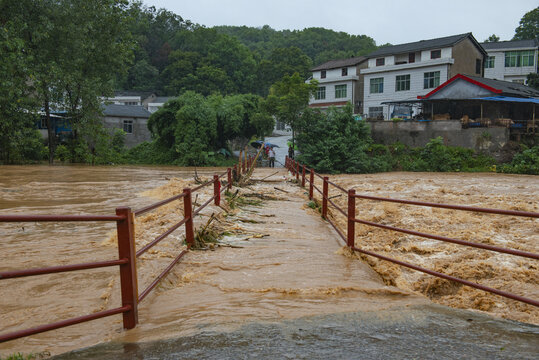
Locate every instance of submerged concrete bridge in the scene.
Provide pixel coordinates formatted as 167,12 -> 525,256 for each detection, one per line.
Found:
54,168 -> 538,359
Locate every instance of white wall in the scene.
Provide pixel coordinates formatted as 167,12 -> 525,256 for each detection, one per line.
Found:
363,64 -> 449,119
484,49 -> 538,83
310,80 -> 354,105
312,66 -> 357,80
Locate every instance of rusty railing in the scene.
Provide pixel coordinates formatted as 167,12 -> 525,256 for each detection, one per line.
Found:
285,156 -> 539,308
0,154 -> 258,344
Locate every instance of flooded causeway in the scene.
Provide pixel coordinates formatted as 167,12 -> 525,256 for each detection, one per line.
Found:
0,166 -> 537,358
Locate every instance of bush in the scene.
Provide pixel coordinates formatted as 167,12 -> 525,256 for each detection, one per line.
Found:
498,146 -> 539,174
296,104 -> 375,173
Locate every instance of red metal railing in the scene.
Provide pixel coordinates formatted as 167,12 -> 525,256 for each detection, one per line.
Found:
0,210 -> 138,342
285,156 -> 539,308
0,156 -> 258,344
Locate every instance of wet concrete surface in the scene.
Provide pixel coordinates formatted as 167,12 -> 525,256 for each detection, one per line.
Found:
54,304 -> 539,359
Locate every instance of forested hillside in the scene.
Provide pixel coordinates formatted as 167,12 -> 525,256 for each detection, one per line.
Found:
120,4 -> 378,96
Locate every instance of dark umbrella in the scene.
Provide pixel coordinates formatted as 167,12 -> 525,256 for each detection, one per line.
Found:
250,140 -> 279,149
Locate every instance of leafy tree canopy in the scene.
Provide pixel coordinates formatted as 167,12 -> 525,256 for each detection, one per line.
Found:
484,34 -> 500,42
513,7 -> 539,41
296,105 -> 375,173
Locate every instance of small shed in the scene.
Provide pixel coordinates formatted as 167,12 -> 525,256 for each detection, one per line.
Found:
384,74 -> 539,134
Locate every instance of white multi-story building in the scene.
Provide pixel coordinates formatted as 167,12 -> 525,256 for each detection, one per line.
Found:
481,39 -> 539,84
308,57 -> 367,114
361,33 -> 486,120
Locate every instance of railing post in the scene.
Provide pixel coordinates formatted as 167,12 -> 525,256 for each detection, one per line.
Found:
183,188 -> 195,247
115,207 -> 138,329
296,161 -> 299,180
322,176 -> 329,219
227,168 -> 232,190
214,175 -> 220,206
347,189 -> 356,248
301,165 -> 306,187
309,169 -> 314,200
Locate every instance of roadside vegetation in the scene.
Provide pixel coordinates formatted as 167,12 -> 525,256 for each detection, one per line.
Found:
296,105 -> 537,175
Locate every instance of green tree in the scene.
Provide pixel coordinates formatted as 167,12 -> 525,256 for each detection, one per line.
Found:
147,92 -> 273,165
0,0 -> 46,164
527,73 -> 539,89
513,7 -> 539,41
484,34 -> 500,42
296,105 -> 375,173
7,0 -> 134,164
267,73 -> 318,148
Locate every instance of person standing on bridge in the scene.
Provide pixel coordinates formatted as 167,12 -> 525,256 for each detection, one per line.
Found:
268,147 -> 275,168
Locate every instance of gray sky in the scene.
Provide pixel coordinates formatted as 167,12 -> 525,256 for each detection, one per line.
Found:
144,0 -> 537,45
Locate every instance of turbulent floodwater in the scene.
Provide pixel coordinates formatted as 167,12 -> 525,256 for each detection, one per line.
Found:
323,172 -> 539,324
0,166 -> 538,358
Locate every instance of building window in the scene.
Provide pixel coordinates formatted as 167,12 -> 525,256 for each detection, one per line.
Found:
409,52 -> 415,63
430,49 -> 441,59
368,106 -> 384,118
123,120 -> 133,134
315,86 -> 326,100
40,118 -> 47,129
370,78 -> 384,94
395,75 -> 411,91
512,79 -> 525,84
321,70 -> 326,79
476,59 -> 482,74
485,56 -> 495,69
342,68 -> 348,76
424,71 -> 440,89
505,50 -> 535,67
376,58 -> 385,66
124,101 -> 138,106
335,84 -> 347,98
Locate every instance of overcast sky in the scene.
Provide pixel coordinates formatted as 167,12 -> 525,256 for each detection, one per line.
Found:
144,0 -> 537,45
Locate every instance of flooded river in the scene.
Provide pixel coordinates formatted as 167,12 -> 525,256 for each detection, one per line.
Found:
0,166 -> 537,358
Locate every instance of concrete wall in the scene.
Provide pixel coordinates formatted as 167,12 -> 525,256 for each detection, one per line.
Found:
367,119 -> 509,153
451,38 -> 484,78
103,116 -> 151,148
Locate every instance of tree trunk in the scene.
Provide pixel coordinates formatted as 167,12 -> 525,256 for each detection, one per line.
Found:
44,97 -> 55,165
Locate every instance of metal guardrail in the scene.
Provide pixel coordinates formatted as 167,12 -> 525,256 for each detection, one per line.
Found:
285,156 -> 539,308
0,154 -> 259,344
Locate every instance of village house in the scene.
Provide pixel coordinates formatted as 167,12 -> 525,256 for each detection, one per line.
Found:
105,91 -> 156,108
361,33 -> 487,120
481,39 -> 539,84
308,57 -> 367,114
102,104 -> 152,148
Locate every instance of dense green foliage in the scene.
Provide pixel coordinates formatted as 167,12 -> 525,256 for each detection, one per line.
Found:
266,73 -> 317,146
296,107 -> 496,174
513,7 -> 539,41
120,7 -> 378,96
498,146 -> 539,174
143,91 -> 273,166
484,34 -> 500,42
296,105 -> 378,173
0,0 -> 134,164
214,25 -> 377,66
381,138 -> 496,172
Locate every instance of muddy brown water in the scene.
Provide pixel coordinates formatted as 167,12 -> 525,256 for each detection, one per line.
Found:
0,166 -> 537,358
